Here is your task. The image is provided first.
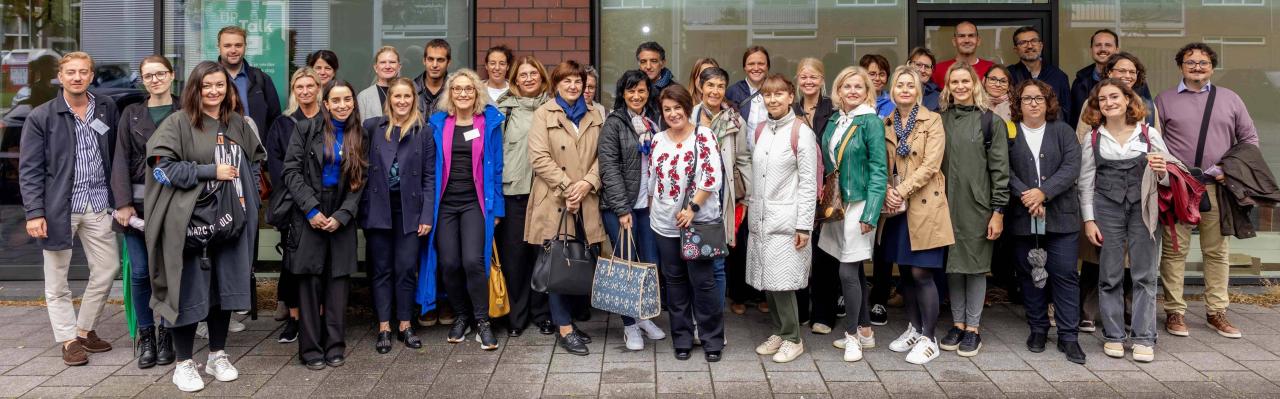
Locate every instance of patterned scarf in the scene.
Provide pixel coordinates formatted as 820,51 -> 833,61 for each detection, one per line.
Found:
893,104 -> 919,157
653,68 -> 674,91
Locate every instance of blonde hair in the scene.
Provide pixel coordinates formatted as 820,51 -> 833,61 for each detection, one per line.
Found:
830,66 -> 877,111
435,68 -> 490,116
939,62 -> 990,112
889,65 -> 923,107
382,77 -> 423,140
794,57 -> 826,98
284,67 -> 321,115
371,46 -> 401,85
59,52 -> 94,70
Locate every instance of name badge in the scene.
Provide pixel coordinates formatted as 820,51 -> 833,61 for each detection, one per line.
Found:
90,119 -> 110,135
463,129 -> 480,141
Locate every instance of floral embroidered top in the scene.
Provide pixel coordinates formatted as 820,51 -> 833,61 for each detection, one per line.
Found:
649,125 -> 724,238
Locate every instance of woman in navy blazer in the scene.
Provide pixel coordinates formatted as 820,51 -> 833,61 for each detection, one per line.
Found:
420,68 -> 506,350
360,77 -> 435,354
1005,79 -> 1085,364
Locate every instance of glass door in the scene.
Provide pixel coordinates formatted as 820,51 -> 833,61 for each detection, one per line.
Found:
910,2 -> 1057,67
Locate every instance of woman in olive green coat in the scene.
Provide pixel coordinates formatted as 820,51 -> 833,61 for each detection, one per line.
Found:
937,62 -> 1011,358
816,66 -> 888,363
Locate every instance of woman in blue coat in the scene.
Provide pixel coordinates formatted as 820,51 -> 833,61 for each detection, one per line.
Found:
418,68 -> 505,350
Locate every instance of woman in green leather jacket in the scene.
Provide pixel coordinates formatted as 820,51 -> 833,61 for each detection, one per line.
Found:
815,66 -> 888,363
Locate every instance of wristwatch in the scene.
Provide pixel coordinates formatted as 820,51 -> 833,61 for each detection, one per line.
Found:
690,202 -> 701,212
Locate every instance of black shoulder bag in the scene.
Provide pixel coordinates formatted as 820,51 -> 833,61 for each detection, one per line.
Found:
532,210 -> 599,295
185,124 -> 248,263
1193,86 -> 1217,212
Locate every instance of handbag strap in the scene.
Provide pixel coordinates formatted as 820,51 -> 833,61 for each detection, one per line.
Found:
1194,85 -> 1217,168
832,123 -> 858,168
491,242 -> 501,270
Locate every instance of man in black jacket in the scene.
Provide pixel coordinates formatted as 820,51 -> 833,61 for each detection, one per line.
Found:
19,52 -> 121,367
415,39 -> 451,117
218,25 -> 282,132
1067,29 -> 1150,129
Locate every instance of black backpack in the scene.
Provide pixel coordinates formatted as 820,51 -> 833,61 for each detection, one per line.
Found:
186,127 -> 248,253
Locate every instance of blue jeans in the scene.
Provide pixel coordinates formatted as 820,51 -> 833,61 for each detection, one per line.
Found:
601,208 -> 659,326
124,229 -> 155,329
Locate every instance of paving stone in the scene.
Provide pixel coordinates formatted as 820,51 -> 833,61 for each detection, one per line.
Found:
655,371 -> 712,394
653,353 -> 708,372
826,382 -> 889,398
549,353 -> 603,373
863,350 -> 925,371
937,381 -> 1005,398
0,375 -> 48,397
499,343 -> 555,364
1162,381 -> 1239,398
485,383 -> 544,399
381,353 -> 443,384
767,371 -> 828,394
543,372 -> 601,396
712,381 -> 771,397
707,360 -> 765,382
1173,351 -> 1249,371
78,375 -> 154,397
602,344 -> 656,363
969,351 -> 1033,371
598,382 -> 656,399
1097,370 -> 1172,393
1203,371 -> 1280,394
1028,358 -> 1097,382
815,359 -> 877,382
233,355 -> 291,375
1206,341 -> 1280,361
1049,381 -> 1118,397
1082,352 -> 1142,371
602,362 -> 655,383
0,347 -> 46,366
194,373 -> 271,397
367,383 -> 431,398
986,370 -> 1055,393
426,372 -> 489,398
1240,360 -> 1280,381
1135,359 -> 1207,382
39,364 -> 118,386
489,362 -> 548,385
878,370 -> 943,394
4,357 -> 68,376
248,338 -> 299,356
264,363 -> 332,386
134,383 -> 189,399
439,353 -> 500,374
924,359 -> 988,382
17,386 -> 88,398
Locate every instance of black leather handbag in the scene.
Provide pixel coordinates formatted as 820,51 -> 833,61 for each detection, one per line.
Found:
532,211 -> 598,295
185,127 -> 247,253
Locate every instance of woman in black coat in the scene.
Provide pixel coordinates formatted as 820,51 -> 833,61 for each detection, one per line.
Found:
360,77 -> 435,354
1006,79 -> 1085,364
282,80 -> 368,370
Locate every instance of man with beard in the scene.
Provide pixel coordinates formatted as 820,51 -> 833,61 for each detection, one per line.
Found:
1067,29 -> 1150,128
931,21 -> 995,87
1008,26 -> 1071,115
415,39 -> 451,117
218,25 -> 282,131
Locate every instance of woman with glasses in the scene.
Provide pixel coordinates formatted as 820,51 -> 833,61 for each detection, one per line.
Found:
983,65 -> 1013,121
907,47 -> 942,111
860,54 -> 894,119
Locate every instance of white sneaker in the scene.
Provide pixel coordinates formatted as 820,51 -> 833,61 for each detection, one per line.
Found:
204,350 -> 239,382
1132,344 -> 1155,363
172,359 -> 205,392
811,323 -> 832,335
228,318 -> 246,333
636,319 -> 666,340
756,335 -> 784,355
773,340 -> 804,363
841,333 -> 864,361
623,325 -> 644,351
889,324 -> 921,353
905,336 -> 940,365
857,329 -> 876,349
195,322 -> 208,339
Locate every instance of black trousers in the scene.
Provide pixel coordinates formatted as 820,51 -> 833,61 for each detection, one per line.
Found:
1013,233 -> 1081,341
499,195 -> 549,329
658,236 -> 724,351
437,201 -> 489,322
803,227 -> 842,326
367,194 -> 420,323
725,218 -> 761,304
869,249 -> 896,306
298,270 -> 349,363
278,227 -> 299,309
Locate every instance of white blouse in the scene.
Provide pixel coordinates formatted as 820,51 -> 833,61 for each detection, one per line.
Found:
648,126 -> 724,238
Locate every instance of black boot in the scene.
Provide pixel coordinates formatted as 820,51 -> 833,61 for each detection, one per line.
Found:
136,327 -> 157,369
155,326 -> 175,366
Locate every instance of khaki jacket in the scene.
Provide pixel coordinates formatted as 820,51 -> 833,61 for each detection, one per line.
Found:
524,100 -> 607,245
883,107 -> 955,251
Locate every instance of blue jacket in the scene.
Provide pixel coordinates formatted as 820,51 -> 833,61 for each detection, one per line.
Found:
416,105 -> 505,313
1009,61 -> 1072,118
360,117 -> 436,232
726,80 -> 755,121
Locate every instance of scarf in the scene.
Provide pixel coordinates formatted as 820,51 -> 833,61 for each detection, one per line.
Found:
628,108 -> 655,155
989,93 -> 1010,107
653,68 -> 674,91
556,95 -> 586,126
893,104 -> 919,157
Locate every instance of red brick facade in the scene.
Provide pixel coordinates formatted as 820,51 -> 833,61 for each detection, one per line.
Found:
475,0 -> 592,78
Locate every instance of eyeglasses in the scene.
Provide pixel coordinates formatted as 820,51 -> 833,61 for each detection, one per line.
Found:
1182,60 -> 1212,69
909,61 -> 933,71
986,77 -> 1009,86
1019,96 -> 1046,105
1110,68 -> 1138,76
1015,38 -> 1042,47
867,72 -> 887,79
450,86 -> 476,94
142,71 -> 170,82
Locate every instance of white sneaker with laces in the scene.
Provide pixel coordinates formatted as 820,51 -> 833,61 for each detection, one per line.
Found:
623,325 -> 644,351
205,350 -> 239,382
842,333 -> 863,362
195,322 -> 208,339
772,340 -> 804,363
228,319 -> 246,333
905,336 -> 940,364
857,329 -> 876,349
172,359 -> 205,392
811,323 -> 832,334
889,324 -> 921,353
756,335 -> 784,355
636,319 -> 666,340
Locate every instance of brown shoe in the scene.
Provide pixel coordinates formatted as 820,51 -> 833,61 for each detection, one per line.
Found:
1165,313 -> 1190,337
62,340 -> 88,366
757,301 -> 770,314
1207,312 -> 1243,338
77,330 -> 113,353
730,303 -> 747,315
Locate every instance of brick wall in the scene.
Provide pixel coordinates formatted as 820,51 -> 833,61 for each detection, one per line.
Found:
475,0 -> 592,77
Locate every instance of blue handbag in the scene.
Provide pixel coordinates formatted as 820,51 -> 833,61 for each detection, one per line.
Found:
590,228 -> 661,320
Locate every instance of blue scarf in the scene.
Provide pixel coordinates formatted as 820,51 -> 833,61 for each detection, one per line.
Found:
892,105 -> 918,157
653,68 -> 674,90
556,95 -> 587,127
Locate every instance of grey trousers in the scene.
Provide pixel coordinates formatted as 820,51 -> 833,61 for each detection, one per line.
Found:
947,273 -> 986,327
837,262 -> 869,334
1094,196 -> 1159,346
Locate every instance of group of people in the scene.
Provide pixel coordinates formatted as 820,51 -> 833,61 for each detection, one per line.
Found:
18,20 -> 1273,393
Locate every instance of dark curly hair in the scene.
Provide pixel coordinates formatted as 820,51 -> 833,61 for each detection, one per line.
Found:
1009,79 -> 1059,124
1175,42 -> 1217,68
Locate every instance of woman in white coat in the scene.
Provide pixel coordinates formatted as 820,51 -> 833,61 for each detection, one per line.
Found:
747,73 -> 819,364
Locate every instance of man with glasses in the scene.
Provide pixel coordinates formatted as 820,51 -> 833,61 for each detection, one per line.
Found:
907,47 -> 942,111
1008,26 -> 1071,116
1154,43 -> 1258,340
1067,29 -> 1149,129
931,21 -> 995,87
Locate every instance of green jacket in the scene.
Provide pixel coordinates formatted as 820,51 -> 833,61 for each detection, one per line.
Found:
495,91 -> 548,195
820,108 -> 888,227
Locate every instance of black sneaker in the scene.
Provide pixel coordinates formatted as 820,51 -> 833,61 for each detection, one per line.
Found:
939,327 -> 964,351
447,319 -> 471,343
559,331 -> 589,355
278,319 -> 300,343
1057,340 -> 1087,364
957,331 -> 982,357
476,319 -> 499,350
155,327 -> 174,366
870,304 -> 889,326
1026,332 -> 1047,353
836,296 -> 847,318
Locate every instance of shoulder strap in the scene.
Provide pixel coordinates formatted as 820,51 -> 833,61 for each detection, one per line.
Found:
833,122 -> 858,165
1193,85 -> 1217,167
981,111 -> 994,150
790,117 -> 801,156
1005,119 -> 1017,141
1141,122 -> 1151,152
